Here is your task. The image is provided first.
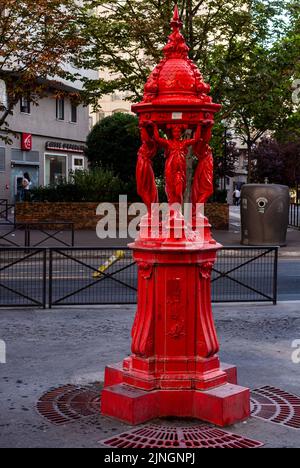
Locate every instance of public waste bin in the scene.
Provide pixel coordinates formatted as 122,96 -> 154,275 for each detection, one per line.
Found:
241,184 -> 290,246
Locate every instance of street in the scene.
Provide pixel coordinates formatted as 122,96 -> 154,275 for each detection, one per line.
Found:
0,256 -> 299,306
278,259 -> 300,301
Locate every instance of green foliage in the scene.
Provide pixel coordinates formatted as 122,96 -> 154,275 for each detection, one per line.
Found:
276,111 -> 300,144
85,112 -> 165,185
252,137 -> 300,186
77,0 -> 300,183
85,113 -> 140,182
210,189 -> 228,204
77,0 -> 286,104
31,168 -> 130,202
0,0 -> 85,136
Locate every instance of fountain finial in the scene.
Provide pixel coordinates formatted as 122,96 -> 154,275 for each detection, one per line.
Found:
171,4 -> 183,30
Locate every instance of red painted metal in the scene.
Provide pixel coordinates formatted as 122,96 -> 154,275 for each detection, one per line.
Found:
100,424 -> 264,449
102,6 -> 250,426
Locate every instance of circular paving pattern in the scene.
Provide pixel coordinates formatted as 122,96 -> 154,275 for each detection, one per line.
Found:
36,382 -> 300,448
37,383 -> 102,425
99,423 -> 264,449
251,386 -> 300,429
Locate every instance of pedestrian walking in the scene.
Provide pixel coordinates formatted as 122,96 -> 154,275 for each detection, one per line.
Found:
233,188 -> 241,206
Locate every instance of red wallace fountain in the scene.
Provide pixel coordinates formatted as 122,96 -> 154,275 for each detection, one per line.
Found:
101,6 -> 251,427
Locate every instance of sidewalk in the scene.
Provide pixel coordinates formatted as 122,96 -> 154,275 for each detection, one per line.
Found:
214,206 -> 300,258
0,302 -> 299,448
1,206 -> 299,257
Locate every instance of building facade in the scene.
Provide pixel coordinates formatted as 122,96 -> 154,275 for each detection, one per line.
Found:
0,88 -> 90,202
92,91 -> 132,125
227,149 -> 248,204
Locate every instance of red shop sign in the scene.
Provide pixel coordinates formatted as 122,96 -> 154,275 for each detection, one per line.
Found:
21,133 -> 32,151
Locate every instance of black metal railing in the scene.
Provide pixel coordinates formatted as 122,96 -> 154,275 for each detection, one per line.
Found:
0,221 -> 74,247
289,203 -> 300,229
212,247 -> 278,305
48,246 -> 278,308
0,248 -> 47,308
24,222 -> 75,247
0,199 -> 15,226
49,248 -> 137,307
0,246 -> 279,309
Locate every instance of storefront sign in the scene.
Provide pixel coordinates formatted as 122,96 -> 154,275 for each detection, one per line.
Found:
21,133 -> 32,151
45,141 -> 86,154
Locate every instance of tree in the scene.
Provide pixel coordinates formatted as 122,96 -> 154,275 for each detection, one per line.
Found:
226,7 -> 300,181
252,137 -> 300,187
226,0 -> 300,181
77,0 -> 300,183
276,111 -> 300,144
210,122 -> 240,186
86,113 -> 140,180
78,1 -> 284,103
0,0 -> 84,140
86,112 -> 166,200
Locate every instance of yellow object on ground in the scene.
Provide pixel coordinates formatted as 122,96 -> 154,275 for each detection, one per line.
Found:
93,250 -> 126,279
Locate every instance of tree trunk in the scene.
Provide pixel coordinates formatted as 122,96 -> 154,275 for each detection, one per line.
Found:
0,108 -> 11,129
184,146 -> 194,204
247,139 -> 253,183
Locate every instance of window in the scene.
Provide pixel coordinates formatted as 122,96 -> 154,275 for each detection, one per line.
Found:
20,96 -> 31,114
72,156 -> 84,172
56,98 -> 65,121
45,154 -> 67,185
71,103 -> 77,123
97,111 -> 105,121
0,148 -> 5,171
24,151 -> 39,163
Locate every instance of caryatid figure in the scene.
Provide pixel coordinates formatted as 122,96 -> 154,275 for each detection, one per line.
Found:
136,122 -> 159,213
153,124 -> 202,206
192,120 -> 214,217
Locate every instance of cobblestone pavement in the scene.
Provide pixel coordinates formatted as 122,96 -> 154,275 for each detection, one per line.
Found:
0,303 -> 299,448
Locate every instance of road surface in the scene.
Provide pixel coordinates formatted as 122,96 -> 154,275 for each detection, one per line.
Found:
0,255 -> 299,306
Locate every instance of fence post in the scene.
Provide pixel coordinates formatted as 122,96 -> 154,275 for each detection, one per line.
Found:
49,249 -> 53,309
43,249 -> 47,309
273,247 -> 279,305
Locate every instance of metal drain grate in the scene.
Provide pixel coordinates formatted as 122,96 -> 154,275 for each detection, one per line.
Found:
99,424 -> 264,449
251,386 -> 300,430
37,383 -> 102,425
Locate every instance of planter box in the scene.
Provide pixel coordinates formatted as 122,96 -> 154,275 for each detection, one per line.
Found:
16,202 -> 229,231
205,203 -> 229,230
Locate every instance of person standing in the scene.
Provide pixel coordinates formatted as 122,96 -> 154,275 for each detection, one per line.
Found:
233,188 -> 241,206
22,172 -> 32,202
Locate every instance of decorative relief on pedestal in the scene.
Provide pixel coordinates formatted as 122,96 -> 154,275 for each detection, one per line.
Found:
139,262 -> 154,280
199,262 -> 214,280
168,321 -> 186,340
166,279 -> 186,340
196,260 -> 219,358
131,261 -> 155,358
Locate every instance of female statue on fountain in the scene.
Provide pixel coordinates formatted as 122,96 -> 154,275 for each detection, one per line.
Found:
153,123 -> 202,206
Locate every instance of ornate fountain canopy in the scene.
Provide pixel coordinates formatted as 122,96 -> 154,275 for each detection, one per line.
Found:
132,6 -> 221,126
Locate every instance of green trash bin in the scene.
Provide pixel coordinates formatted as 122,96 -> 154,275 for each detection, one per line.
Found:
241,184 -> 290,246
